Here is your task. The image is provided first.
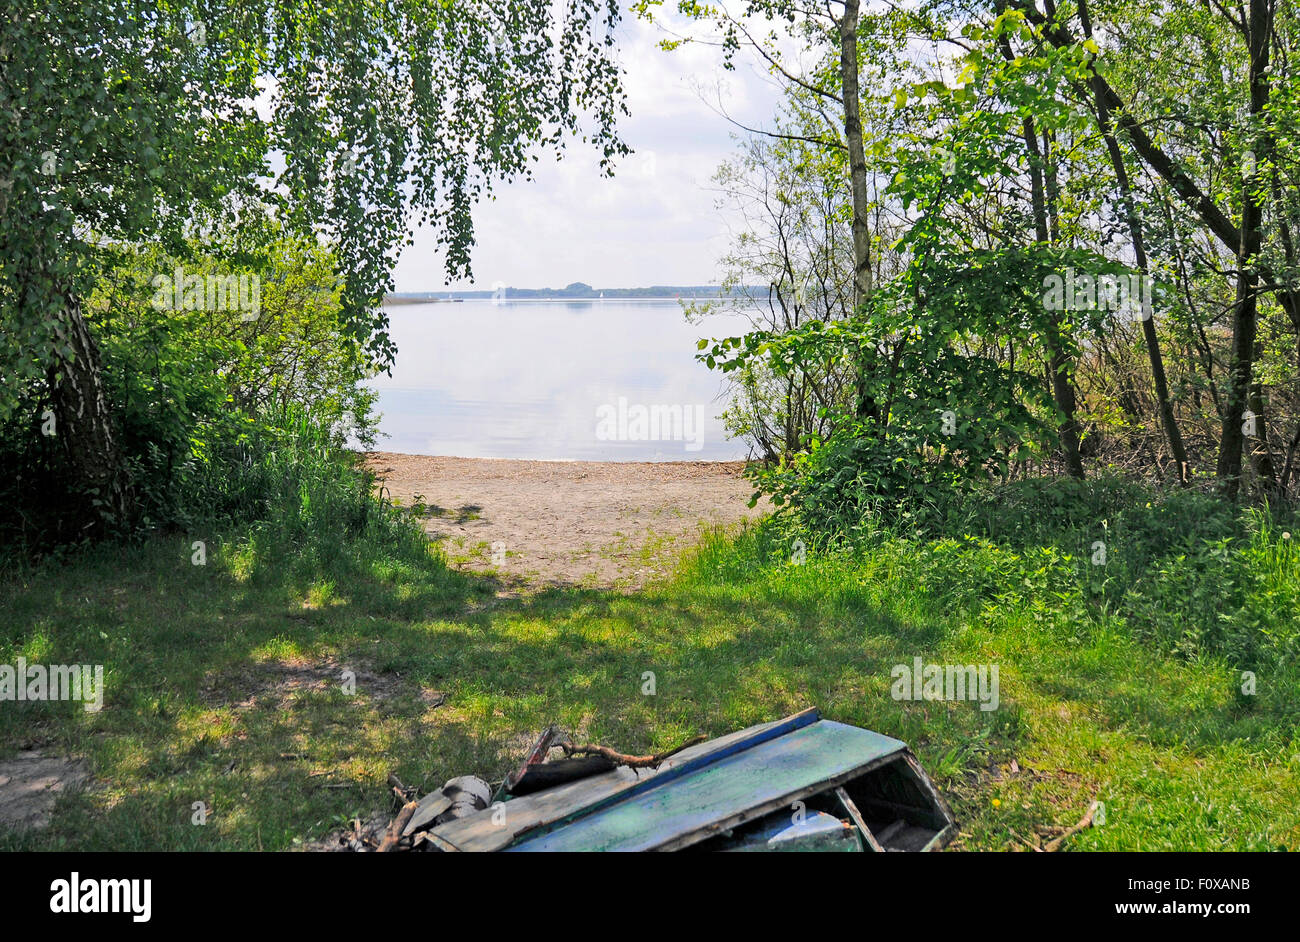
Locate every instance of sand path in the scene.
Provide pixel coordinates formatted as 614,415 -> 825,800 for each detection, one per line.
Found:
364,452 -> 766,590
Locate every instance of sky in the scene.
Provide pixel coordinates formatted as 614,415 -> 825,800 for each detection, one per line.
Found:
390,7 -> 784,293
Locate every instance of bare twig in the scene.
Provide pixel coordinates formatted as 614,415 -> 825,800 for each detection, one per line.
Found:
1008,828 -> 1043,852
1044,801 -> 1102,852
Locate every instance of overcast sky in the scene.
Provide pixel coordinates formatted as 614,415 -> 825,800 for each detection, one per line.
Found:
390,7 -> 783,293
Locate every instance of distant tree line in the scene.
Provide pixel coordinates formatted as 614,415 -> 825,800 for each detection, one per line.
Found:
650,0 -> 1300,516
387,283 -> 761,301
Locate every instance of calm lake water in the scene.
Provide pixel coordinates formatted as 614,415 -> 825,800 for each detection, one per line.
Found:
366,299 -> 752,461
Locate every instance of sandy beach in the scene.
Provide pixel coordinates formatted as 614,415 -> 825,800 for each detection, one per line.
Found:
364,453 -> 767,590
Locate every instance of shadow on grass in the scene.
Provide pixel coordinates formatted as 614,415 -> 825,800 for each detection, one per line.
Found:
0,522 -> 1293,850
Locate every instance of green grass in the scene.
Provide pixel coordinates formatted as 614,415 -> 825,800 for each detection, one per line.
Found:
1,482 -> 1297,851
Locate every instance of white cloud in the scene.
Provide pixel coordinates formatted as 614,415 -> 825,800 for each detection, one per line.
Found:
391,5 -> 782,292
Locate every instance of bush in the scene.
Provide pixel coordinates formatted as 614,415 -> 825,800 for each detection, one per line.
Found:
753,472 -> 1300,668
0,234 -> 382,562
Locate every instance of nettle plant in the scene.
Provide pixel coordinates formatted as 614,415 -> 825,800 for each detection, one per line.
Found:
1,0 -> 628,533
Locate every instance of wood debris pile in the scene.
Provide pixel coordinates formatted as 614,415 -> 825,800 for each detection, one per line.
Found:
320,710 -> 964,853
340,725 -> 697,852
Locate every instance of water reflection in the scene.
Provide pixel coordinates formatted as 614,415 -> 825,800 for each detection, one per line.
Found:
367,299 -> 751,460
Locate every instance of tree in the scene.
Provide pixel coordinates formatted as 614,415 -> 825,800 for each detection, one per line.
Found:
699,130 -> 860,459
635,0 -> 882,417
1022,0 -> 1299,497
1078,0 -> 1188,484
1214,0 -> 1277,497
1,0 -> 628,531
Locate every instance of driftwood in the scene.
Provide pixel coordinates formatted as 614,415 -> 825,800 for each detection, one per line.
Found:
558,734 -> 706,769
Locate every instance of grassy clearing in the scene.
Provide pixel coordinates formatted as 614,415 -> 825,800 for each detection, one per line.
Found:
1,483 -> 1297,850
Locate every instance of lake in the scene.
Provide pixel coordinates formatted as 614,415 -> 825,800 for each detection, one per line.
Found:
366,299 -> 753,461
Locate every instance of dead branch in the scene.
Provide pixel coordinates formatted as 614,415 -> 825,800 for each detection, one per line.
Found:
1044,801 -> 1101,852
1008,828 -> 1043,852
558,734 -> 707,769
376,787 -> 418,852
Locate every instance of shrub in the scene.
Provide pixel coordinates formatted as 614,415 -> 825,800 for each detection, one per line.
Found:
0,234 -> 381,561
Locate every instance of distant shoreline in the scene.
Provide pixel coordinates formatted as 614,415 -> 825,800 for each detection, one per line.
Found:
384,283 -> 758,304
383,295 -> 721,305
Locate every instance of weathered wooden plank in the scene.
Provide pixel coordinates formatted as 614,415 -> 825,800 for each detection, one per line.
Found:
835,785 -> 885,852
402,775 -> 491,837
901,751 -> 958,851
428,707 -> 821,852
401,791 -> 455,837
506,720 -> 906,852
